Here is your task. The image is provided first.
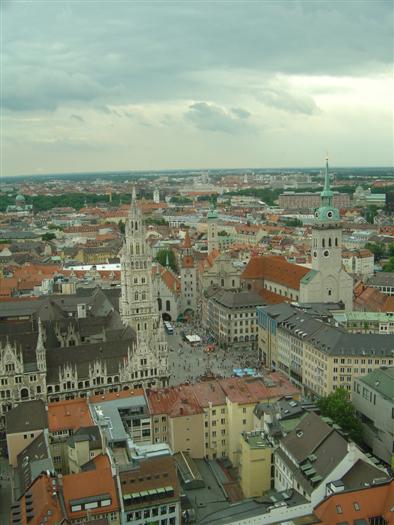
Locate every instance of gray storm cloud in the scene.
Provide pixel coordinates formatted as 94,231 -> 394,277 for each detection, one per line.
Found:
2,0 -> 393,174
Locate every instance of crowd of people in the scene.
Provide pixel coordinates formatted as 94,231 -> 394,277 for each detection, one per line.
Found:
168,321 -> 260,385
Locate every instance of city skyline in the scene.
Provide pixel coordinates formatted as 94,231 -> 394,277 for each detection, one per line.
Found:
2,1 -> 394,176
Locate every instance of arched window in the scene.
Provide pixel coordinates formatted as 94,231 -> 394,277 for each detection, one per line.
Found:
135,292 -> 138,301
158,298 -> 162,310
328,238 -> 332,247
166,300 -> 170,312
135,221 -> 138,230
322,238 -> 325,248
335,238 -> 338,247
136,244 -> 140,255
142,292 -> 146,300
20,388 -> 29,400
221,278 -> 224,287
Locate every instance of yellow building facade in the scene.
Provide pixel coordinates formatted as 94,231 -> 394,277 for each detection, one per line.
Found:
239,431 -> 272,498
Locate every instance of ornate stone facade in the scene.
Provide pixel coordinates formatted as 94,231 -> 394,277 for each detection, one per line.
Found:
0,192 -> 171,428
120,188 -> 169,386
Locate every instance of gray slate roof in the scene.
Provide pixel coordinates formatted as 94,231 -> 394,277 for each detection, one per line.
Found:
263,303 -> 394,357
6,400 -> 48,434
368,272 -> 394,287
211,289 -> 266,309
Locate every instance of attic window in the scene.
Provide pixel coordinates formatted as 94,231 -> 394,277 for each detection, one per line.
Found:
336,505 -> 343,514
353,502 -> 360,511
296,430 -> 303,438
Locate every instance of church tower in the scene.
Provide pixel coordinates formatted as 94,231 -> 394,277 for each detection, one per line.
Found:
300,157 -> 353,309
207,198 -> 219,254
180,230 -> 197,315
120,187 -> 169,386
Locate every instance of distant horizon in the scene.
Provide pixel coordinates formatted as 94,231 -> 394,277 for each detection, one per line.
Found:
4,164 -> 394,180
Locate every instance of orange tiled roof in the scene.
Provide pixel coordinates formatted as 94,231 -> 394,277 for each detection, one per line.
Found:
160,267 -> 181,293
17,473 -> 65,525
147,384 -> 203,417
48,398 -> 93,432
147,374 -> 298,415
354,284 -> 394,313
314,479 -> 394,524
218,373 -> 299,404
259,287 -> 290,305
241,255 -> 309,290
198,248 -> 221,273
62,454 -> 119,520
190,380 -> 227,407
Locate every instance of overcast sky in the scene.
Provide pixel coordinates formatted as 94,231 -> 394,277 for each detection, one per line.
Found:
2,1 -> 393,176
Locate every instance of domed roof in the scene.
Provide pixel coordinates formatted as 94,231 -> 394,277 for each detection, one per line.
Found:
15,194 -> 25,203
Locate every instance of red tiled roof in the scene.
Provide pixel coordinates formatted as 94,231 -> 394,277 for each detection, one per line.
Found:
18,473 -> 65,525
160,267 -> 181,293
48,398 -> 93,432
147,384 -> 203,417
259,288 -> 290,305
198,248 -> 221,272
354,285 -> 394,313
62,454 -> 119,520
190,380 -> 227,407
218,373 -> 299,404
241,255 -> 309,290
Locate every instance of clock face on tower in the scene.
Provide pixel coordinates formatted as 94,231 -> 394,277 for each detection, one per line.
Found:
323,250 -> 330,257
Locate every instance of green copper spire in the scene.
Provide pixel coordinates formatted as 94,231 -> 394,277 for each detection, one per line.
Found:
320,156 -> 333,207
314,155 -> 339,222
207,194 -> 218,220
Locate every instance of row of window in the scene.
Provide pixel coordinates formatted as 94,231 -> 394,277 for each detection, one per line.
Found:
126,504 -> 176,522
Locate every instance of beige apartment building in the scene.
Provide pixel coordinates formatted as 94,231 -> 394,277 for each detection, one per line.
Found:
257,303 -> 394,398
146,374 -> 299,464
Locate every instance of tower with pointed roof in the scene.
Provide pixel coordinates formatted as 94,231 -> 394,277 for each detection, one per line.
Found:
120,187 -> 169,387
207,197 -> 219,255
180,230 -> 197,315
300,157 -> 353,309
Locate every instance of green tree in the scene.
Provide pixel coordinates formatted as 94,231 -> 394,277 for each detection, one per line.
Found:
170,196 -> 192,205
118,220 -> 125,234
388,243 -> 394,257
364,205 -> 378,224
154,249 -> 178,273
144,217 -> 168,226
317,388 -> 363,444
383,256 -> 394,272
284,218 -> 303,227
41,232 -> 56,241
365,242 -> 386,261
